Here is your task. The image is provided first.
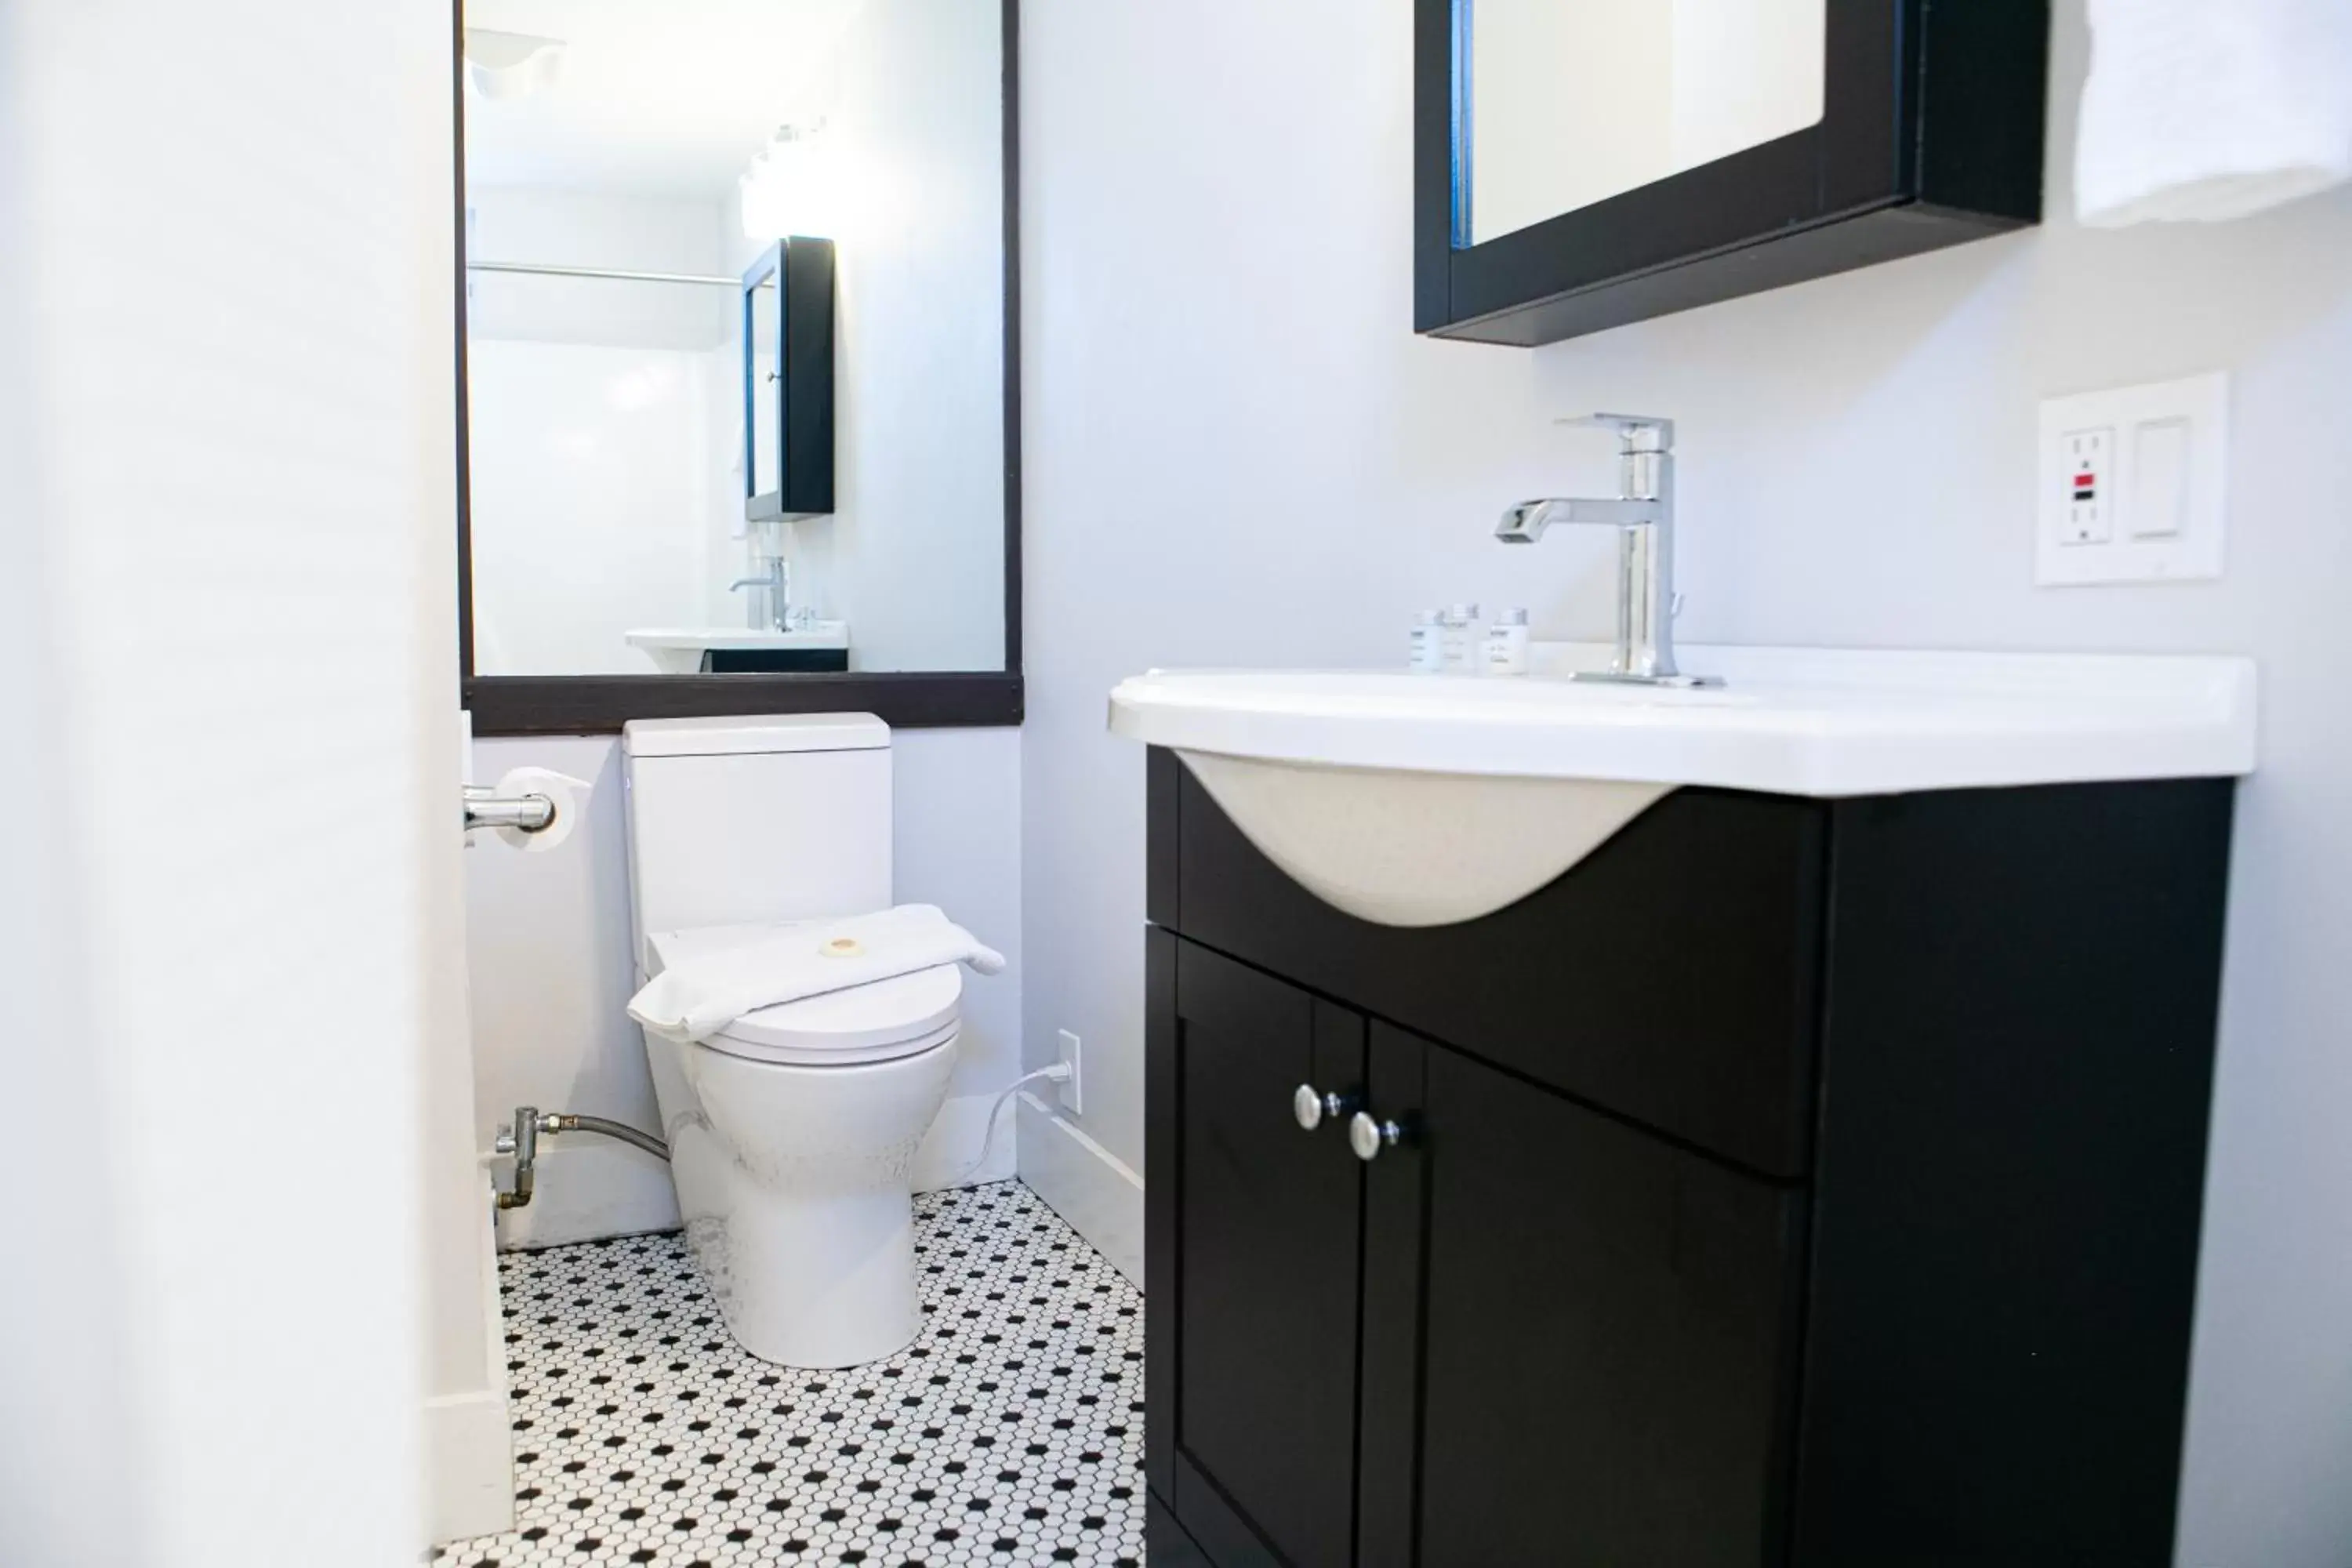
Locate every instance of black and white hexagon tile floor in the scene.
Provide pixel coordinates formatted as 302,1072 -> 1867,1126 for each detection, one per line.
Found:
434,1182 -> 1147,1568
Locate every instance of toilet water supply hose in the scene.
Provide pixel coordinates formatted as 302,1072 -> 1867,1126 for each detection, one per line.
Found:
494,1107 -> 670,1210
492,1064 -> 1071,1211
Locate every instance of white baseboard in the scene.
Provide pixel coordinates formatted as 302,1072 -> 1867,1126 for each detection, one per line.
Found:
426,1385 -> 514,1542
490,1091 -> 1015,1252
1016,1093 -> 1144,1287
428,1182 -> 514,1543
492,1137 -> 681,1251
913,1089 -> 1020,1192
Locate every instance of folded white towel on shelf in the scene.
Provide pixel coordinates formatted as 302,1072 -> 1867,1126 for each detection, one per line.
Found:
627,903 -> 1006,1044
2077,0 -> 2352,227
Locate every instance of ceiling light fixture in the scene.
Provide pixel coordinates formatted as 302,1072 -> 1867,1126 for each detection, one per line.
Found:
463,29 -> 567,102
740,122 -> 841,242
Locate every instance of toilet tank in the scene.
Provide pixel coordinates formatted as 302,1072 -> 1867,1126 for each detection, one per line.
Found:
620,713 -> 891,971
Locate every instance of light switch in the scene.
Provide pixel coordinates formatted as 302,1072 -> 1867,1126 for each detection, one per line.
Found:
2036,372 -> 2228,586
2129,419 -> 2190,539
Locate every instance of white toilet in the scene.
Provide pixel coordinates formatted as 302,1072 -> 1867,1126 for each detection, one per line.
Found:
621,712 -> 961,1369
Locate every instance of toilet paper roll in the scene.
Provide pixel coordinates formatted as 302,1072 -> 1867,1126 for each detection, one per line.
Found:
494,766 -> 592,853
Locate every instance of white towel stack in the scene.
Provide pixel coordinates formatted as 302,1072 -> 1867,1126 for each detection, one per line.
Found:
2077,0 -> 2352,227
627,904 -> 1006,1044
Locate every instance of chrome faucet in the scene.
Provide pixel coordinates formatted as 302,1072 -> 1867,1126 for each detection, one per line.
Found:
1496,413 -> 1714,687
730,554 -> 790,633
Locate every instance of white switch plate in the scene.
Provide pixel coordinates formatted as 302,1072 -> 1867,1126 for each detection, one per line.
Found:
1056,1029 -> 1083,1116
2037,372 -> 2228,586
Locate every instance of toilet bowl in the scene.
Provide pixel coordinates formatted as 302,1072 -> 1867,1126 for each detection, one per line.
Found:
639,923 -> 963,1369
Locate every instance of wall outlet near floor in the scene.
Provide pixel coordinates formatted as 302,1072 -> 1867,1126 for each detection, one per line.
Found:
2036,372 -> 2228,586
1055,1029 -> 1084,1116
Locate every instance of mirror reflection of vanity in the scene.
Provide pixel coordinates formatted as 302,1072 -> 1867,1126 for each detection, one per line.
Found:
1417,0 -> 2050,345
456,0 -> 1017,729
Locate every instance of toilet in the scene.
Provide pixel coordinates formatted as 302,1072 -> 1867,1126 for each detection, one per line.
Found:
621,712 -> 960,1369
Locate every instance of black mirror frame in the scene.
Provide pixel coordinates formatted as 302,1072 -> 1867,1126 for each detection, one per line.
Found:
453,0 -> 1023,734
1415,0 -> 2047,347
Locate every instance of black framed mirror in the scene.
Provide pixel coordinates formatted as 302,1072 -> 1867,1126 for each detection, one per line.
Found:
1415,0 -> 2047,347
454,0 -> 1021,733
742,237 -> 835,525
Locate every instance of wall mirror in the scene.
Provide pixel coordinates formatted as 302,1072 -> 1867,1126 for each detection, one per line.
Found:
740,236 -> 835,524
456,0 -> 1019,731
1417,0 -> 2047,347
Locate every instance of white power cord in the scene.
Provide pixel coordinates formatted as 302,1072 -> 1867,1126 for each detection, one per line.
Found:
949,1063 -> 1073,1187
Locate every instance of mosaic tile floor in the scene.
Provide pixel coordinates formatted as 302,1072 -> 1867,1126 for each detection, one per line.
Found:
434,1181 -> 1147,1567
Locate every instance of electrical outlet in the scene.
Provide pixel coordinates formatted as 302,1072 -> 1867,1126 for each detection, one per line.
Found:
1055,1029 -> 1083,1116
2037,372 -> 2228,586
2058,427 -> 2114,544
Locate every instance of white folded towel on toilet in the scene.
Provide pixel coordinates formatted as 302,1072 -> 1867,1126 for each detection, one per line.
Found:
627,903 -> 1006,1044
2077,0 -> 2352,227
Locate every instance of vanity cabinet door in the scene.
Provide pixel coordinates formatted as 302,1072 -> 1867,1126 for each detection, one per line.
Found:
1165,939 -> 1367,1568
1388,1029 -> 1805,1568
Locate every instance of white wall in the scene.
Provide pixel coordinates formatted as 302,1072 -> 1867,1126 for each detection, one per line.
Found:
1015,2 -> 2352,1562
466,728 -> 1025,1247
0,2 -> 447,1564
467,187 -> 731,350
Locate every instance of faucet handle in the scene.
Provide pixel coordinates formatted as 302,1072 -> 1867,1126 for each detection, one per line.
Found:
1560,412 -> 1674,453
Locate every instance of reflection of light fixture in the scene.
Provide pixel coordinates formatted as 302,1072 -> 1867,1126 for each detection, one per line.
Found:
740,122 -> 840,241
463,29 -> 567,100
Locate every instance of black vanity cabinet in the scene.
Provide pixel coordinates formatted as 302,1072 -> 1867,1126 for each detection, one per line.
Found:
1145,748 -> 2234,1566
1416,1 -> 2050,346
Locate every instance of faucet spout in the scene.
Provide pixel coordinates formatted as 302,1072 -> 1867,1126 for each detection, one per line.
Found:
1495,496 -> 1662,543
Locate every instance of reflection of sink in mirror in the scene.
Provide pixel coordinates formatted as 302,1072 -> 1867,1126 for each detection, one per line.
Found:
626,624 -> 850,674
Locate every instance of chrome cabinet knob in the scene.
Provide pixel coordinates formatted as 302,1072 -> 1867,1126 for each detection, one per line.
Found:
1293,1084 -> 1356,1131
1348,1111 -> 1404,1162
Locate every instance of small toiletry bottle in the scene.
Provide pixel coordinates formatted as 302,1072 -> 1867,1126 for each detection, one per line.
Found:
1408,610 -> 1446,674
1441,604 -> 1483,674
1485,608 -> 1531,677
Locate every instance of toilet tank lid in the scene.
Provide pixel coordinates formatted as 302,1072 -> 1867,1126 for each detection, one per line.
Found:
622,712 -> 889,758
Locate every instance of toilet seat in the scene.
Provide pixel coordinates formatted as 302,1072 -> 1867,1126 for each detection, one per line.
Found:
643,924 -> 964,1068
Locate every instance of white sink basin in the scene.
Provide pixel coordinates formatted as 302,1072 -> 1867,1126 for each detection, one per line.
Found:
625,623 -> 849,674
1108,644 -> 2256,926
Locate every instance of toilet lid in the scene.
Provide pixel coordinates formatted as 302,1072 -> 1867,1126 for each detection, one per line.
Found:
644,924 -> 963,1067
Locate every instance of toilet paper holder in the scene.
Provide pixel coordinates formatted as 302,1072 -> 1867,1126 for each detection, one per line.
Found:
462,782 -> 554,834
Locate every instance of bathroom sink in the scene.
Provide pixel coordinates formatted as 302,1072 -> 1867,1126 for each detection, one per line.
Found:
626,623 -> 851,674
1107,644 -> 2256,925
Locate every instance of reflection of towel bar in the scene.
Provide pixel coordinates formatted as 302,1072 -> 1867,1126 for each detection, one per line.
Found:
462,784 -> 554,834
465,259 -> 739,288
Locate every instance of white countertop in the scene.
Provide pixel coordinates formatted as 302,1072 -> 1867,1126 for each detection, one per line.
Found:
1107,643 -> 2257,797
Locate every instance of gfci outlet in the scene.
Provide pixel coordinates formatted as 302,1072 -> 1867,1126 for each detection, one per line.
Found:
2058,427 -> 2113,544
1055,1029 -> 1083,1116
2037,372 -> 2228,586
